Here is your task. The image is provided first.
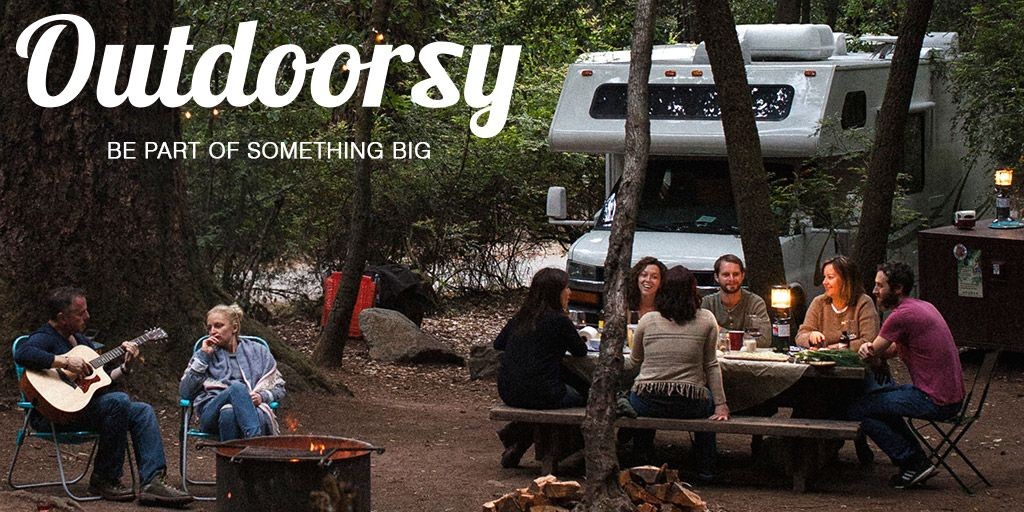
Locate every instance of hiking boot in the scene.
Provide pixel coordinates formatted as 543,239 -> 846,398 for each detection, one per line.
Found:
138,471 -> 193,506
88,475 -> 135,502
890,460 -> 936,489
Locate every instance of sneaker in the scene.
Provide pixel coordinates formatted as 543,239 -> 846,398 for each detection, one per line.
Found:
138,471 -> 193,506
88,476 -> 135,502
890,461 -> 936,489
500,442 -> 529,468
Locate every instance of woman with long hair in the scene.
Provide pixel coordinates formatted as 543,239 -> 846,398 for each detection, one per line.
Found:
493,268 -> 588,467
625,266 -> 728,482
627,256 -> 668,320
796,255 -> 879,351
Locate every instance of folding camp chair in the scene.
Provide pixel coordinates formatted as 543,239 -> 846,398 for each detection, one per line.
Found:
179,335 -> 278,500
7,335 -> 135,501
909,349 -> 1001,494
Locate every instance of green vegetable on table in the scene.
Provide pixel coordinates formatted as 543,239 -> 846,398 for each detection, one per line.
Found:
792,349 -> 865,367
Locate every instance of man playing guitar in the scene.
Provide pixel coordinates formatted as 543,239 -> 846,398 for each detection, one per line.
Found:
14,287 -> 192,506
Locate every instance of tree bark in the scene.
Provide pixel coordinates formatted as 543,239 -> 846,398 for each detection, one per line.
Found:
774,0 -> 801,23
0,1 -> 334,396
315,0 -> 392,367
853,0 -> 934,293
0,1 -> 212,394
577,1 -> 656,511
694,0 -> 786,299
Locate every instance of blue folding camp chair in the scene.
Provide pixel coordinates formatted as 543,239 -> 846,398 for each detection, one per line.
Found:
7,335 -> 135,501
179,335 -> 279,500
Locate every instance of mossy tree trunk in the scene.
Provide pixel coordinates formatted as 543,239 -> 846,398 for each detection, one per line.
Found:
315,0 -> 392,367
577,1 -> 655,510
0,1 -> 332,397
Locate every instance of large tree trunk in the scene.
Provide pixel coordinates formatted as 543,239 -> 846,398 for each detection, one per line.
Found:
0,1 -> 332,396
577,1 -> 655,511
852,0 -> 934,292
315,0 -> 392,367
694,0 -> 786,299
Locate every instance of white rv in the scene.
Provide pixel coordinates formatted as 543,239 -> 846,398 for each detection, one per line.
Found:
546,24 -> 984,318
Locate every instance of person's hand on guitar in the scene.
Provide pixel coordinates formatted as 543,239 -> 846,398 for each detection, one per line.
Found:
58,354 -> 91,378
250,391 -> 263,406
122,341 -> 140,364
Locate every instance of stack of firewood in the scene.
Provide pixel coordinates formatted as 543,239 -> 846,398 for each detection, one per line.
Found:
617,464 -> 707,511
482,466 -> 706,512
483,475 -> 583,511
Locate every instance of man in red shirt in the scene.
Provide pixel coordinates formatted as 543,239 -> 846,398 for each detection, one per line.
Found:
850,261 -> 965,489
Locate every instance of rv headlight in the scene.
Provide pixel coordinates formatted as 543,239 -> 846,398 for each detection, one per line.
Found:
568,262 -> 600,281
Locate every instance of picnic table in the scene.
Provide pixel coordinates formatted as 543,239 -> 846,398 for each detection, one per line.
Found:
492,348 -> 867,490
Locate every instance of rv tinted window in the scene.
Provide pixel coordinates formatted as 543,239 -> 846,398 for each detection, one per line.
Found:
841,91 -> 866,129
589,84 -> 794,120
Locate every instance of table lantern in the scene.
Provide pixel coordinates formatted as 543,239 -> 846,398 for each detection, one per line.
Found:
991,168 -> 1023,229
770,285 -> 792,352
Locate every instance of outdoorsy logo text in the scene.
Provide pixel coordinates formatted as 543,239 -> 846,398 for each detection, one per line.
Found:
16,14 -> 521,138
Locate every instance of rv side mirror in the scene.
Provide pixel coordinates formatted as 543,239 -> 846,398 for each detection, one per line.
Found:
547,186 -> 568,220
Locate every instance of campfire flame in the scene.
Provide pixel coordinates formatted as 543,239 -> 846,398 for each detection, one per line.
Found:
309,441 -> 327,455
283,413 -> 300,432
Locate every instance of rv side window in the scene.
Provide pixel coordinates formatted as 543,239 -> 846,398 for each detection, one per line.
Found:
589,84 -> 794,121
841,91 -> 866,129
902,112 -> 925,193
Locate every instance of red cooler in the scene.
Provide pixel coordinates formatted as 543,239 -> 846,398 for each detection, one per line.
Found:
322,272 -> 376,338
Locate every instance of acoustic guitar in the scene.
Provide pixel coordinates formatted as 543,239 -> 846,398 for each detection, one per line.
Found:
20,327 -> 168,424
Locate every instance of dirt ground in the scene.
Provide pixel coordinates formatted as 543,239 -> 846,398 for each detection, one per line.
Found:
1,296 -> 1022,511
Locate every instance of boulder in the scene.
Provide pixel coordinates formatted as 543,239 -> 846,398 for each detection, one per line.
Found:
468,345 -> 501,380
359,308 -> 464,365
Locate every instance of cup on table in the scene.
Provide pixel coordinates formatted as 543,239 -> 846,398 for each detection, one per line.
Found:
728,330 -> 744,351
743,336 -> 757,352
718,331 -> 731,352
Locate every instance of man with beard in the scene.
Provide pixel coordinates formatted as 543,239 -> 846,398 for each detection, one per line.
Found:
701,254 -> 770,347
849,261 -> 965,489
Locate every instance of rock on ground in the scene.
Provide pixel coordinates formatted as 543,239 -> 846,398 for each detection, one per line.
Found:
360,308 -> 465,365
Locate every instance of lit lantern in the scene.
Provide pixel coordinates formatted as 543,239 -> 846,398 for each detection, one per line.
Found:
770,285 -> 792,352
991,167 -> 1023,229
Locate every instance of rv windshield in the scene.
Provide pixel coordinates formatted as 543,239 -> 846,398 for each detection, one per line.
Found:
597,159 -> 740,234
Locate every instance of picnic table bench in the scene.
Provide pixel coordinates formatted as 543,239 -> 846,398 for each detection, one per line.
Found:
489,405 -> 861,492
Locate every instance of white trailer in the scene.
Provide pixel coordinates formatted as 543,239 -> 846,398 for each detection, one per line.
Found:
546,24 -> 984,317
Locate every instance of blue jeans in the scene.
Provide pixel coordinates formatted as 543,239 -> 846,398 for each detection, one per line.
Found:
627,391 -> 717,478
32,391 -> 166,484
847,384 -> 961,469
199,382 -> 263,441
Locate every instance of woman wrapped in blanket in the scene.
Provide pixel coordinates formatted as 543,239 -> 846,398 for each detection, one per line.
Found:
180,304 -> 286,441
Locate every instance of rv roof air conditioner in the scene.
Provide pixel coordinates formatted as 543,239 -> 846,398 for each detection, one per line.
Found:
735,24 -> 835,61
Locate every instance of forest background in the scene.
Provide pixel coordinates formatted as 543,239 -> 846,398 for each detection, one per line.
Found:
3,0 -> 1023,393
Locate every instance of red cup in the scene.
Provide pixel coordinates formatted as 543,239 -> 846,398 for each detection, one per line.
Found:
728,331 -> 744,351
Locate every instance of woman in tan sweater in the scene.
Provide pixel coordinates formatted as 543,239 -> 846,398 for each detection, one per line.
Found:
625,266 -> 728,482
796,255 -> 879,351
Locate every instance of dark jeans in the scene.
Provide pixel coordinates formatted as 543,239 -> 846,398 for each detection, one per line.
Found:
627,391 -> 717,478
199,382 -> 264,441
31,391 -> 166,484
847,384 -> 961,469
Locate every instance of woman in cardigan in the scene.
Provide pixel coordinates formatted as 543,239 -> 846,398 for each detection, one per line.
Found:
796,255 -> 880,351
627,256 -> 668,321
625,265 -> 729,481
493,268 -> 588,467
180,304 -> 285,441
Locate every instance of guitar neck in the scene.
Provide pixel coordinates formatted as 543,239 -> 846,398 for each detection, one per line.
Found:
88,330 -> 160,369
